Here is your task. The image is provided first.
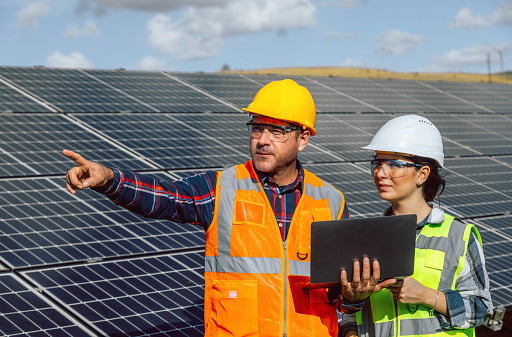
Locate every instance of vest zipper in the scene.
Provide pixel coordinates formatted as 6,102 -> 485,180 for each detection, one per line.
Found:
283,240 -> 287,337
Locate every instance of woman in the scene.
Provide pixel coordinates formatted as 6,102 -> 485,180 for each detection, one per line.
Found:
339,115 -> 493,337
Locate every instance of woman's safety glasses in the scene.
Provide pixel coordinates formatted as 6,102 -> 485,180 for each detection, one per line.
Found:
371,159 -> 425,178
247,122 -> 302,143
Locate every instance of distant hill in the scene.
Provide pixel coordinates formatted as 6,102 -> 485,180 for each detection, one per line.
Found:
222,67 -> 512,84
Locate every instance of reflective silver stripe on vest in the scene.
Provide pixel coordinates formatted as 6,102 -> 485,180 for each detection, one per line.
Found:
289,259 -> 309,276
439,219 -> 467,290
205,255 -> 281,274
360,215 -> 471,336
400,317 -> 442,336
416,216 -> 467,290
213,164 -> 342,277
304,182 -> 343,220
216,166 -> 237,256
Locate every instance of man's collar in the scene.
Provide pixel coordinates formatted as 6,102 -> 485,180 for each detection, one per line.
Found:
254,160 -> 304,192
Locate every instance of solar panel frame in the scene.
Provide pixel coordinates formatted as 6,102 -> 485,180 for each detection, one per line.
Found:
0,67 -> 151,113
21,252 -> 206,336
0,273 -> 97,336
83,69 -> 238,113
0,113 -> 155,178
0,175 -> 205,269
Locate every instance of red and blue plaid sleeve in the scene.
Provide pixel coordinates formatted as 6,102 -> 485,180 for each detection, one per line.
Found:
104,168 -> 218,230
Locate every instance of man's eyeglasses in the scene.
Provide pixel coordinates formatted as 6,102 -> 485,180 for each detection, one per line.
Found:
371,159 -> 425,178
247,122 -> 302,143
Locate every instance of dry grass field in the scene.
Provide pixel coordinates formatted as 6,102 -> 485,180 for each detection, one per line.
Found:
223,67 -> 512,84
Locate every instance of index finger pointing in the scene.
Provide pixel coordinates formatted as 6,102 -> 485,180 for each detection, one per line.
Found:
62,149 -> 87,166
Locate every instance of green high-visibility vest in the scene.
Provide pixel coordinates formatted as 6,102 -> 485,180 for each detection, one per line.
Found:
355,213 -> 481,337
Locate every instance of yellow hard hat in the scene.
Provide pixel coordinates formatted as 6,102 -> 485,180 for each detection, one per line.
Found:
243,79 -> 317,136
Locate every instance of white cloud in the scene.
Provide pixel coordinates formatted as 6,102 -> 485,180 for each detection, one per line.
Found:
147,0 -> 317,61
17,1 -> 51,29
375,30 -> 428,55
450,1 -> 512,29
323,30 -> 361,39
46,51 -> 94,68
64,21 -> 100,38
341,58 -> 363,67
420,44 -> 509,72
137,56 -> 167,70
80,0 -> 230,12
318,0 -> 366,8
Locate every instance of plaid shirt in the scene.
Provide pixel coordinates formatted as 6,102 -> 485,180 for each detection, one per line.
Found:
339,206 -> 493,336
103,161 -> 349,240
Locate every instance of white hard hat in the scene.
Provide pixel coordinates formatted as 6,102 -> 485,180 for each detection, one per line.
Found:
362,115 -> 444,167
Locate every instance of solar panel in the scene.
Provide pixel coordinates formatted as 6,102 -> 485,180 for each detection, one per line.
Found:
372,79 -> 490,113
0,114 -> 153,178
428,115 -> 512,157
84,70 -> 237,113
0,176 -> 205,269
469,216 -> 512,308
171,72 -> 262,109
467,82 -> 512,115
442,157 -> 512,217
0,273 -> 96,336
72,113 -> 251,170
244,74 -> 380,113
423,81 -> 506,114
0,67 -> 150,113
21,252 -> 206,336
305,162 -> 388,218
311,77 -> 440,113
0,80 -> 52,113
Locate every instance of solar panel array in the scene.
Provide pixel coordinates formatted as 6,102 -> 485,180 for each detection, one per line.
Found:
0,66 -> 511,336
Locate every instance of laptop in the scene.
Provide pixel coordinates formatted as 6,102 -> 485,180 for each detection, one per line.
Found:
305,214 -> 417,289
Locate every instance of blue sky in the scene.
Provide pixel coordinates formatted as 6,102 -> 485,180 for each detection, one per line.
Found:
1,0 -> 511,73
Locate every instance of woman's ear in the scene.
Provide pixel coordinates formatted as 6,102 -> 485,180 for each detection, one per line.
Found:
417,166 -> 430,185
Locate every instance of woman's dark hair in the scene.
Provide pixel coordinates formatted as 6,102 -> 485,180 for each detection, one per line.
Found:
410,156 -> 447,203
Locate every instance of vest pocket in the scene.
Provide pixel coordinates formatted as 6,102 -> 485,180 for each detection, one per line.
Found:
211,280 -> 259,336
424,249 -> 445,270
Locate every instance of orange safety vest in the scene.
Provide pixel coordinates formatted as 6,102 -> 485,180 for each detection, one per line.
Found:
204,161 -> 346,337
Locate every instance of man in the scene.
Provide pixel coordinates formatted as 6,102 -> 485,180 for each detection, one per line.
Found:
64,79 -> 375,337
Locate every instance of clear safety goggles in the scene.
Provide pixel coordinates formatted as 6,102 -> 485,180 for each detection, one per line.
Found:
371,159 -> 425,178
247,122 -> 302,143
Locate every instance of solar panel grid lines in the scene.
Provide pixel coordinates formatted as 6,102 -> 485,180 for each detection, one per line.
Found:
414,80 -> 496,114
71,113 -> 251,171
0,272 -> 98,336
170,72 -> 263,109
423,81 -> 504,114
0,175 -> 205,269
310,76 -> 438,113
310,114 -> 384,162
63,113 -> 164,171
161,72 -> 241,112
374,79 -> 491,114
0,113 -> 154,178
78,69 -> 160,113
366,78 -> 447,113
468,216 -> 512,308
442,157 -> 512,217
242,74 -> 383,113
0,67 -> 150,113
424,114 -> 512,157
304,161 -> 388,218
20,252 -> 206,337
0,77 -> 55,113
